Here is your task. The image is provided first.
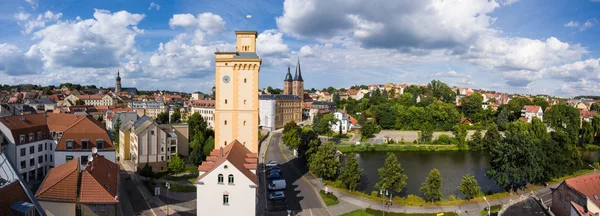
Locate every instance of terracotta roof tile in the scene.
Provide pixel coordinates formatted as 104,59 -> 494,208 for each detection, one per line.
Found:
566,172 -> 600,208
79,154 -> 119,203
196,140 -> 257,184
35,158 -> 79,202
55,116 -> 113,151
0,181 -> 33,216
523,105 -> 542,113
571,202 -> 595,216
347,89 -> 359,95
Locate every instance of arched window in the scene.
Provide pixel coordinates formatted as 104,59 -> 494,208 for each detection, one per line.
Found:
228,174 -> 234,184
218,174 -> 224,184
244,78 -> 247,83
224,141 -> 227,146
225,99 -> 228,104
224,120 -> 227,125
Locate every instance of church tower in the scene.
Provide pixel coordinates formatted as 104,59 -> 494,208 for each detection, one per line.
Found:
292,58 -> 304,99
213,31 -> 262,153
283,67 -> 293,95
115,71 -> 122,93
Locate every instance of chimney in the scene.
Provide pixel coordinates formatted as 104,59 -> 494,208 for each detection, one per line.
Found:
220,147 -> 224,157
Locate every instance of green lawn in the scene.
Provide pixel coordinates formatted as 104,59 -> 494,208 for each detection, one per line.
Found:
480,205 -> 502,216
167,182 -> 196,192
341,209 -> 459,216
319,190 -> 340,206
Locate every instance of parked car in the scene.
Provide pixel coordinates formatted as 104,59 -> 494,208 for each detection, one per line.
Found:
267,172 -> 281,179
269,191 -> 286,201
266,160 -> 279,167
268,169 -> 282,176
267,166 -> 281,172
268,180 -> 286,191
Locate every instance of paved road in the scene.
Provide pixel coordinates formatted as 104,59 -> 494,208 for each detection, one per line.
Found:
120,168 -> 156,216
264,132 -> 326,215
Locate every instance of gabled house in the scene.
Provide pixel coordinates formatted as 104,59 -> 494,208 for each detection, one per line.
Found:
521,105 -> 543,123
128,116 -> 178,171
331,111 -> 351,134
551,172 -> 600,216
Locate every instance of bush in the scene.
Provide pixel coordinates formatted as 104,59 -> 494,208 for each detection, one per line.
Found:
433,134 -> 456,145
140,164 -> 154,178
448,195 -> 457,201
371,191 -> 378,198
168,182 -> 196,192
319,190 -> 340,206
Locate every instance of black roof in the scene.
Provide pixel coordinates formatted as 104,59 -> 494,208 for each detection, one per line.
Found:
121,87 -> 138,95
500,197 -> 552,216
285,67 -> 293,82
233,52 -> 259,59
294,58 -> 303,82
259,94 -> 301,100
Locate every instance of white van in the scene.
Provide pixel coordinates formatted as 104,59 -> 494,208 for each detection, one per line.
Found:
268,180 -> 286,191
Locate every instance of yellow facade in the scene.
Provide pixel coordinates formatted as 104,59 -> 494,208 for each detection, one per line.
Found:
214,31 -> 261,153
119,129 -> 131,160
275,99 -> 303,129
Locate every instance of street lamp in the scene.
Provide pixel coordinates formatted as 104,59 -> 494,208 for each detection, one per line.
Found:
483,196 -> 490,216
165,182 -> 170,216
589,164 -> 596,173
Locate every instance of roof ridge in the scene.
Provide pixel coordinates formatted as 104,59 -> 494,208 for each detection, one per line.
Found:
82,169 -> 115,200
36,160 -> 79,198
62,115 -> 87,132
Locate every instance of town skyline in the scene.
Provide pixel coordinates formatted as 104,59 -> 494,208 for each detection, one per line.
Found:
1,0 -> 600,96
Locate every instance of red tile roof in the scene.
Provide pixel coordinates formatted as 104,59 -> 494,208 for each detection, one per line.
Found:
0,114 -> 49,145
580,110 -> 597,119
523,105 -> 542,113
0,181 -> 34,216
565,172 -> 600,208
571,202 -> 595,216
35,158 -> 79,202
55,116 -> 114,151
76,94 -> 107,100
347,89 -> 359,96
197,140 -> 257,184
190,100 -> 215,108
79,154 -> 119,203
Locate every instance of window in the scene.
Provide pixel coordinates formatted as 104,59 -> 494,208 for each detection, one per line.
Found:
29,158 -> 34,167
50,155 -> 52,162
151,131 -> 154,135
218,174 -> 224,184
91,205 -> 96,212
224,120 -> 227,125
37,132 -> 42,140
224,99 -> 228,104
49,131 -> 54,138
243,121 -> 246,126
244,100 -> 246,105
29,133 -> 34,142
66,155 -> 73,161
20,135 -> 25,143
38,156 -> 43,164
66,140 -> 74,150
223,195 -> 229,205
81,140 -> 89,149
80,155 -> 88,165
99,205 -> 105,212
57,132 -> 62,140
38,144 -> 42,152
244,78 -> 247,83
20,148 -> 26,156
228,174 -> 234,184
50,143 -> 53,151
161,156 -> 164,161
161,147 -> 164,152
29,146 -> 34,154
45,143 -> 47,151
45,155 -> 47,162
20,161 -> 25,169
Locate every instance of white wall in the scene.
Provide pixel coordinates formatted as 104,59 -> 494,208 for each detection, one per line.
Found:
191,107 -> 215,128
39,201 -> 76,216
54,150 -> 116,169
107,112 -> 138,132
131,124 -> 170,167
259,100 -> 276,131
196,160 -> 256,216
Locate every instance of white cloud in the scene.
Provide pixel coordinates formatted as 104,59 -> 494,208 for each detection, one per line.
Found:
169,12 -> 225,34
15,11 -> 62,34
433,70 -> 461,77
24,0 -> 38,9
0,43 -> 43,76
148,2 -> 161,11
564,20 -> 579,27
502,70 -> 541,87
28,9 -> 145,68
581,18 -> 598,31
298,45 -> 315,57
256,30 -> 289,57
543,58 -> 600,82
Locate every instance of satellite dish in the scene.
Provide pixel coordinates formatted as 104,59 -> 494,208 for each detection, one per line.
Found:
92,147 -> 98,154
88,155 -> 94,162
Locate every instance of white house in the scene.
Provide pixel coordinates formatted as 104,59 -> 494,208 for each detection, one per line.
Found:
196,141 -> 257,216
25,98 -> 57,111
190,100 -> 215,129
129,116 -> 176,171
521,105 -> 543,123
259,99 -> 276,131
331,111 -> 351,134
64,94 -> 116,106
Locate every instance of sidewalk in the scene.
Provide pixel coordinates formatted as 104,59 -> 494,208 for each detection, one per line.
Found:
120,161 -> 181,216
277,138 -> 557,216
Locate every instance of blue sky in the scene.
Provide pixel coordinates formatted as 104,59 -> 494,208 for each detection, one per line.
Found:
0,0 -> 599,96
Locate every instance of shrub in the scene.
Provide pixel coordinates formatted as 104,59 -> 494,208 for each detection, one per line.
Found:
371,191 -> 378,198
434,134 -> 456,145
448,195 -> 457,201
140,164 -> 154,178
405,194 -> 425,204
413,140 -> 418,144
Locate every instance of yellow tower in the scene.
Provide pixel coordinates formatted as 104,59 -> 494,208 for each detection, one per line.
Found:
214,31 -> 262,153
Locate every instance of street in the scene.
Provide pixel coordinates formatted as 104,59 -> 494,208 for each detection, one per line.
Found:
263,132 -> 326,215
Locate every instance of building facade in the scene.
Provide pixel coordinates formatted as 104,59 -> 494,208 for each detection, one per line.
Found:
105,110 -> 137,133
128,116 -> 177,171
190,100 -> 215,129
331,111 -> 351,134
128,101 -> 168,119
551,172 -> 600,216
115,71 -> 122,94
292,59 -> 304,99
64,94 -> 116,107
0,152 -> 45,216
522,105 -> 543,123
259,95 -> 302,131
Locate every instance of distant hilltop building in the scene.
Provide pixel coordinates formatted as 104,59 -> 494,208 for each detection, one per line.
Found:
113,71 -> 139,95
283,59 -> 304,99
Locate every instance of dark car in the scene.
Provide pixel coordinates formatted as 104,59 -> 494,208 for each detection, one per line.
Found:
268,169 -> 282,176
267,172 -> 281,179
269,191 -> 285,201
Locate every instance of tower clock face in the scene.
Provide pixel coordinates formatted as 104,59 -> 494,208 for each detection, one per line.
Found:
222,75 -> 230,83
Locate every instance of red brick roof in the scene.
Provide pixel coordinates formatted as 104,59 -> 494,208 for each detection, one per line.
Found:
35,158 -> 79,202
523,105 -> 542,113
0,181 -> 34,216
566,172 -> 600,208
197,140 -> 257,184
79,154 -> 119,203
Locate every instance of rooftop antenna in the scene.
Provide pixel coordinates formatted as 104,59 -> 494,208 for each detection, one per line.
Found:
245,15 -> 252,29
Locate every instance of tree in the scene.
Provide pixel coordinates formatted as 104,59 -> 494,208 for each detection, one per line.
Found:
170,108 -> 181,123
327,87 -> 336,95
338,154 -> 363,191
282,125 -> 301,149
531,117 -> 549,140
459,93 -> 483,120
458,174 -> 480,200
468,129 -> 484,151
428,80 -> 456,103
112,116 -> 121,151
593,114 -> 600,137
544,104 -> 580,146
188,112 -> 209,140
75,99 -> 85,105
591,103 -> 600,112
44,88 -> 53,95
419,122 -> 434,143
156,112 -> 169,124
420,168 -> 443,202
374,104 -> 397,129
375,153 -> 408,193
361,122 -> 376,141
398,92 -> 414,107
168,154 -> 185,174
452,124 -> 468,149
283,121 -> 299,134
308,142 -> 340,180
583,120 -> 594,144
483,124 -> 501,150
533,97 -> 550,112
202,136 -> 215,157
382,89 -> 388,99
333,92 -> 341,106
496,108 -> 510,130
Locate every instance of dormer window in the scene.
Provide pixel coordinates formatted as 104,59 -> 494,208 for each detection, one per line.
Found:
57,132 -> 62,140
96,140 -> 104,149
66,140 -> 74,150
20,135 -> 25,144
37,132 -> 43,140
29,133 -> 34,142
81,140 -> 89,149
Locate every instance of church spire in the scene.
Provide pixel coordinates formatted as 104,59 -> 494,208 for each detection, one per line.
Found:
116,70 -> 121,81
293,58 -> 303,82
284,66 -> 293,82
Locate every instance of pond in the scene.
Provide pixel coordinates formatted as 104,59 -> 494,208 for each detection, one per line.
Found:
353,150 -> 600,198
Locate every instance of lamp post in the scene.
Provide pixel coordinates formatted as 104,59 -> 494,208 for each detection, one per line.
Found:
483,196 -> 490,216
589,164 -> 596,173
166,182 -> 170,216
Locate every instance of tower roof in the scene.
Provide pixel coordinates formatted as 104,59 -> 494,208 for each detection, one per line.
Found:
284,67 -> 293,82
116,71 -> 121,81
294,58 -> 303,82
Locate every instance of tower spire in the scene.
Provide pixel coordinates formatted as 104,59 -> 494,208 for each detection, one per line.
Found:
294,57 -> 303,82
